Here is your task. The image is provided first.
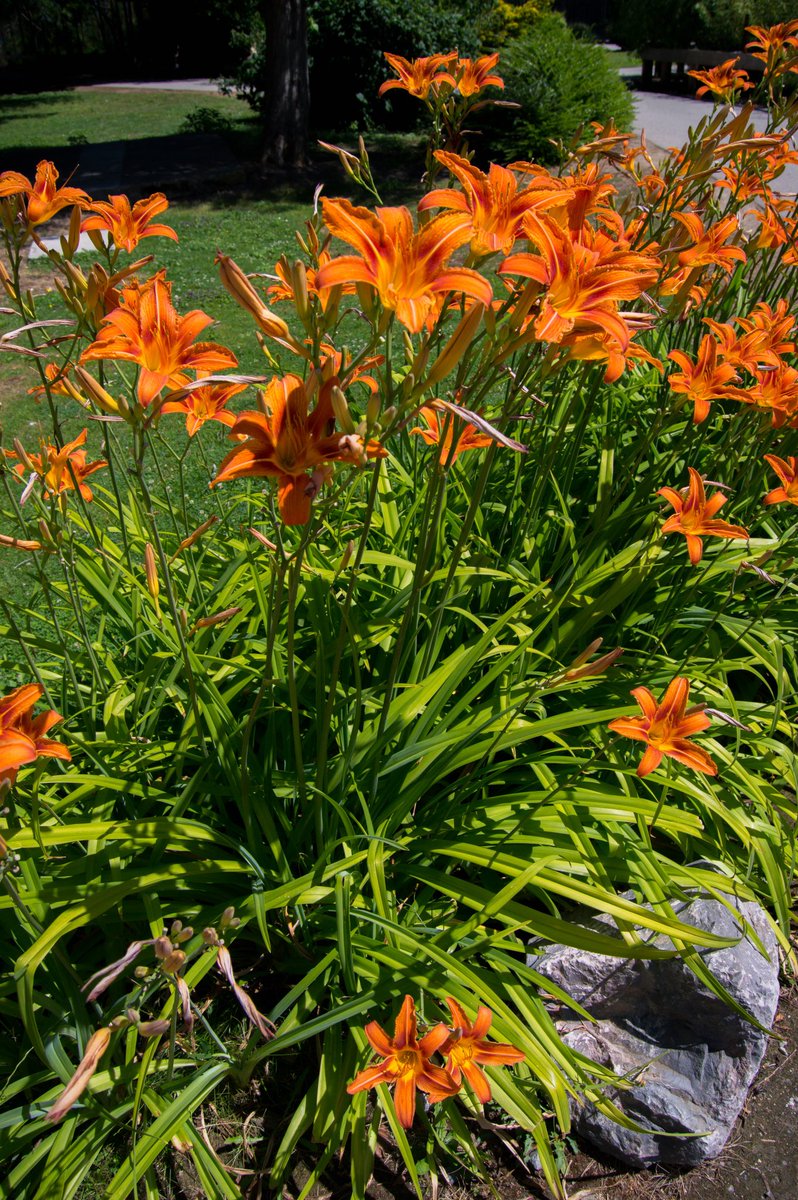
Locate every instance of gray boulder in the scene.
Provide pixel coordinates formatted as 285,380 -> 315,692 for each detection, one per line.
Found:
532,893 -> 780,1166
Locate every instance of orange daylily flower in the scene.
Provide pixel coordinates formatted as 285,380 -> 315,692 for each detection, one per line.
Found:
316,198 -> 492,333
28,362 -> 73,400
427,998 -> 525,1105
211,373 -> 385,525
742,364 -> 798,426
418,152 -> 564,257
687,60 -> 753,100
453,53 -> 504,97
0,683 -> 70,787
672,212 -> 745,273
81,271 -> 237,407
713,163 -> 772,202
753,202 -> 798,265
500,212 -> 659,349
746,21 -> 798,65
660,213 -> 746,302
565,327 -> 662,383
80,193 -> 178,253
160,374 -> 247,436
5,429 -> 107,501
411,404 -> 493,464
0,160 -> 89,226
738,300 -> 796,358
346,994 -> 458,1128
763,454 -> 798,506
608,677 -> 717,777
667,334 -> 748,423
659,468 -> 748,565
378,52 -> 458,99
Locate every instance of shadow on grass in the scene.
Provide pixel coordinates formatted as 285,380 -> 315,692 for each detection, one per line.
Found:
0,128 -> 427,207
0,90 -> 77,118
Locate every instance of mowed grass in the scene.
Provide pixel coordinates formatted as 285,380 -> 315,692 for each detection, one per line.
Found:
0,196 -> 313,456
0,87 -> 257,155
601,48 -> 641,70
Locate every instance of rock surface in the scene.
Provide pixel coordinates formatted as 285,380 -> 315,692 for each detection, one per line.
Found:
533,894 -> 780,1167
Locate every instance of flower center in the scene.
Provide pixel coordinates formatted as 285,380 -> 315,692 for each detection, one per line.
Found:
393,1048 -> 421,1077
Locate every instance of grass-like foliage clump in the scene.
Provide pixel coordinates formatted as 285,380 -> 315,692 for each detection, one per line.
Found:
1,35 -> 798,1200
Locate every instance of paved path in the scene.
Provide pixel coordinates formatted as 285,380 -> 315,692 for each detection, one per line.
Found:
629,84 -> 798,194
82,78 -> 222,93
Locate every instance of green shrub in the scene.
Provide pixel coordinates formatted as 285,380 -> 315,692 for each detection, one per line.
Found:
478,0 -> 553,49
479,14 -> 634,164
179,105 -> 235,135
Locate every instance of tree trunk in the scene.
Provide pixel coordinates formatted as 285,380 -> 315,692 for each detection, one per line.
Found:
261,0 -> 309,169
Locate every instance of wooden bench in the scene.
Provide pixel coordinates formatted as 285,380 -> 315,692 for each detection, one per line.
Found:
640,47 -> 764,87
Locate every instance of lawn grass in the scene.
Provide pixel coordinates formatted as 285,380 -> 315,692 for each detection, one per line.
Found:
0,88 -> 257,156
601,48 -> 641,70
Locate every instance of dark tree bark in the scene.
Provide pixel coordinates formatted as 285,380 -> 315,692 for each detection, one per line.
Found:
261,0 -> 310,168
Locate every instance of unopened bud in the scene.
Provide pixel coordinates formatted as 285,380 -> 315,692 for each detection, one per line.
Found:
137,1018 -> 171,1038
161,949 -> 187,975
144,544 -> 160,618
12,438 -> 36,474
203,926 -> 221,945
193,606 -> 242,632
38,518 -> 61,548
175,926 -> 193,943
0,533 -> 42,551
0,257 -> 15,301
330,385 -> 355,433
355,281 -> 377,316
290,259 -> 310,324
339,540 -> 355,572
366,393 -> 381,428
153,936 -> 173,960
216,251 -> 301,348
426,304 -> 485,386
72,367 -> 122,417
65,203 -> 82,256
169,514 -> 218,562
220,906 -> 239,929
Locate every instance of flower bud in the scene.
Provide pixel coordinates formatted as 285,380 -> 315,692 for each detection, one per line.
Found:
72,367 -> 123,417
290,259 -> 310,325
330,385 -> 356,433
193,606 -> 242,631
366,393 -> 381,429
137,1018 -> 171,1038
153,935 -> 173,960
144,543 -> 161,619
160,949 -> 187,975
169,514 -> 218,562
216,251 -> 302,350
426,304 -> 485,386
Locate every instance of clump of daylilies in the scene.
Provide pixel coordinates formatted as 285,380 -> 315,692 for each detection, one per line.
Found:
1,25 -> 798,1184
